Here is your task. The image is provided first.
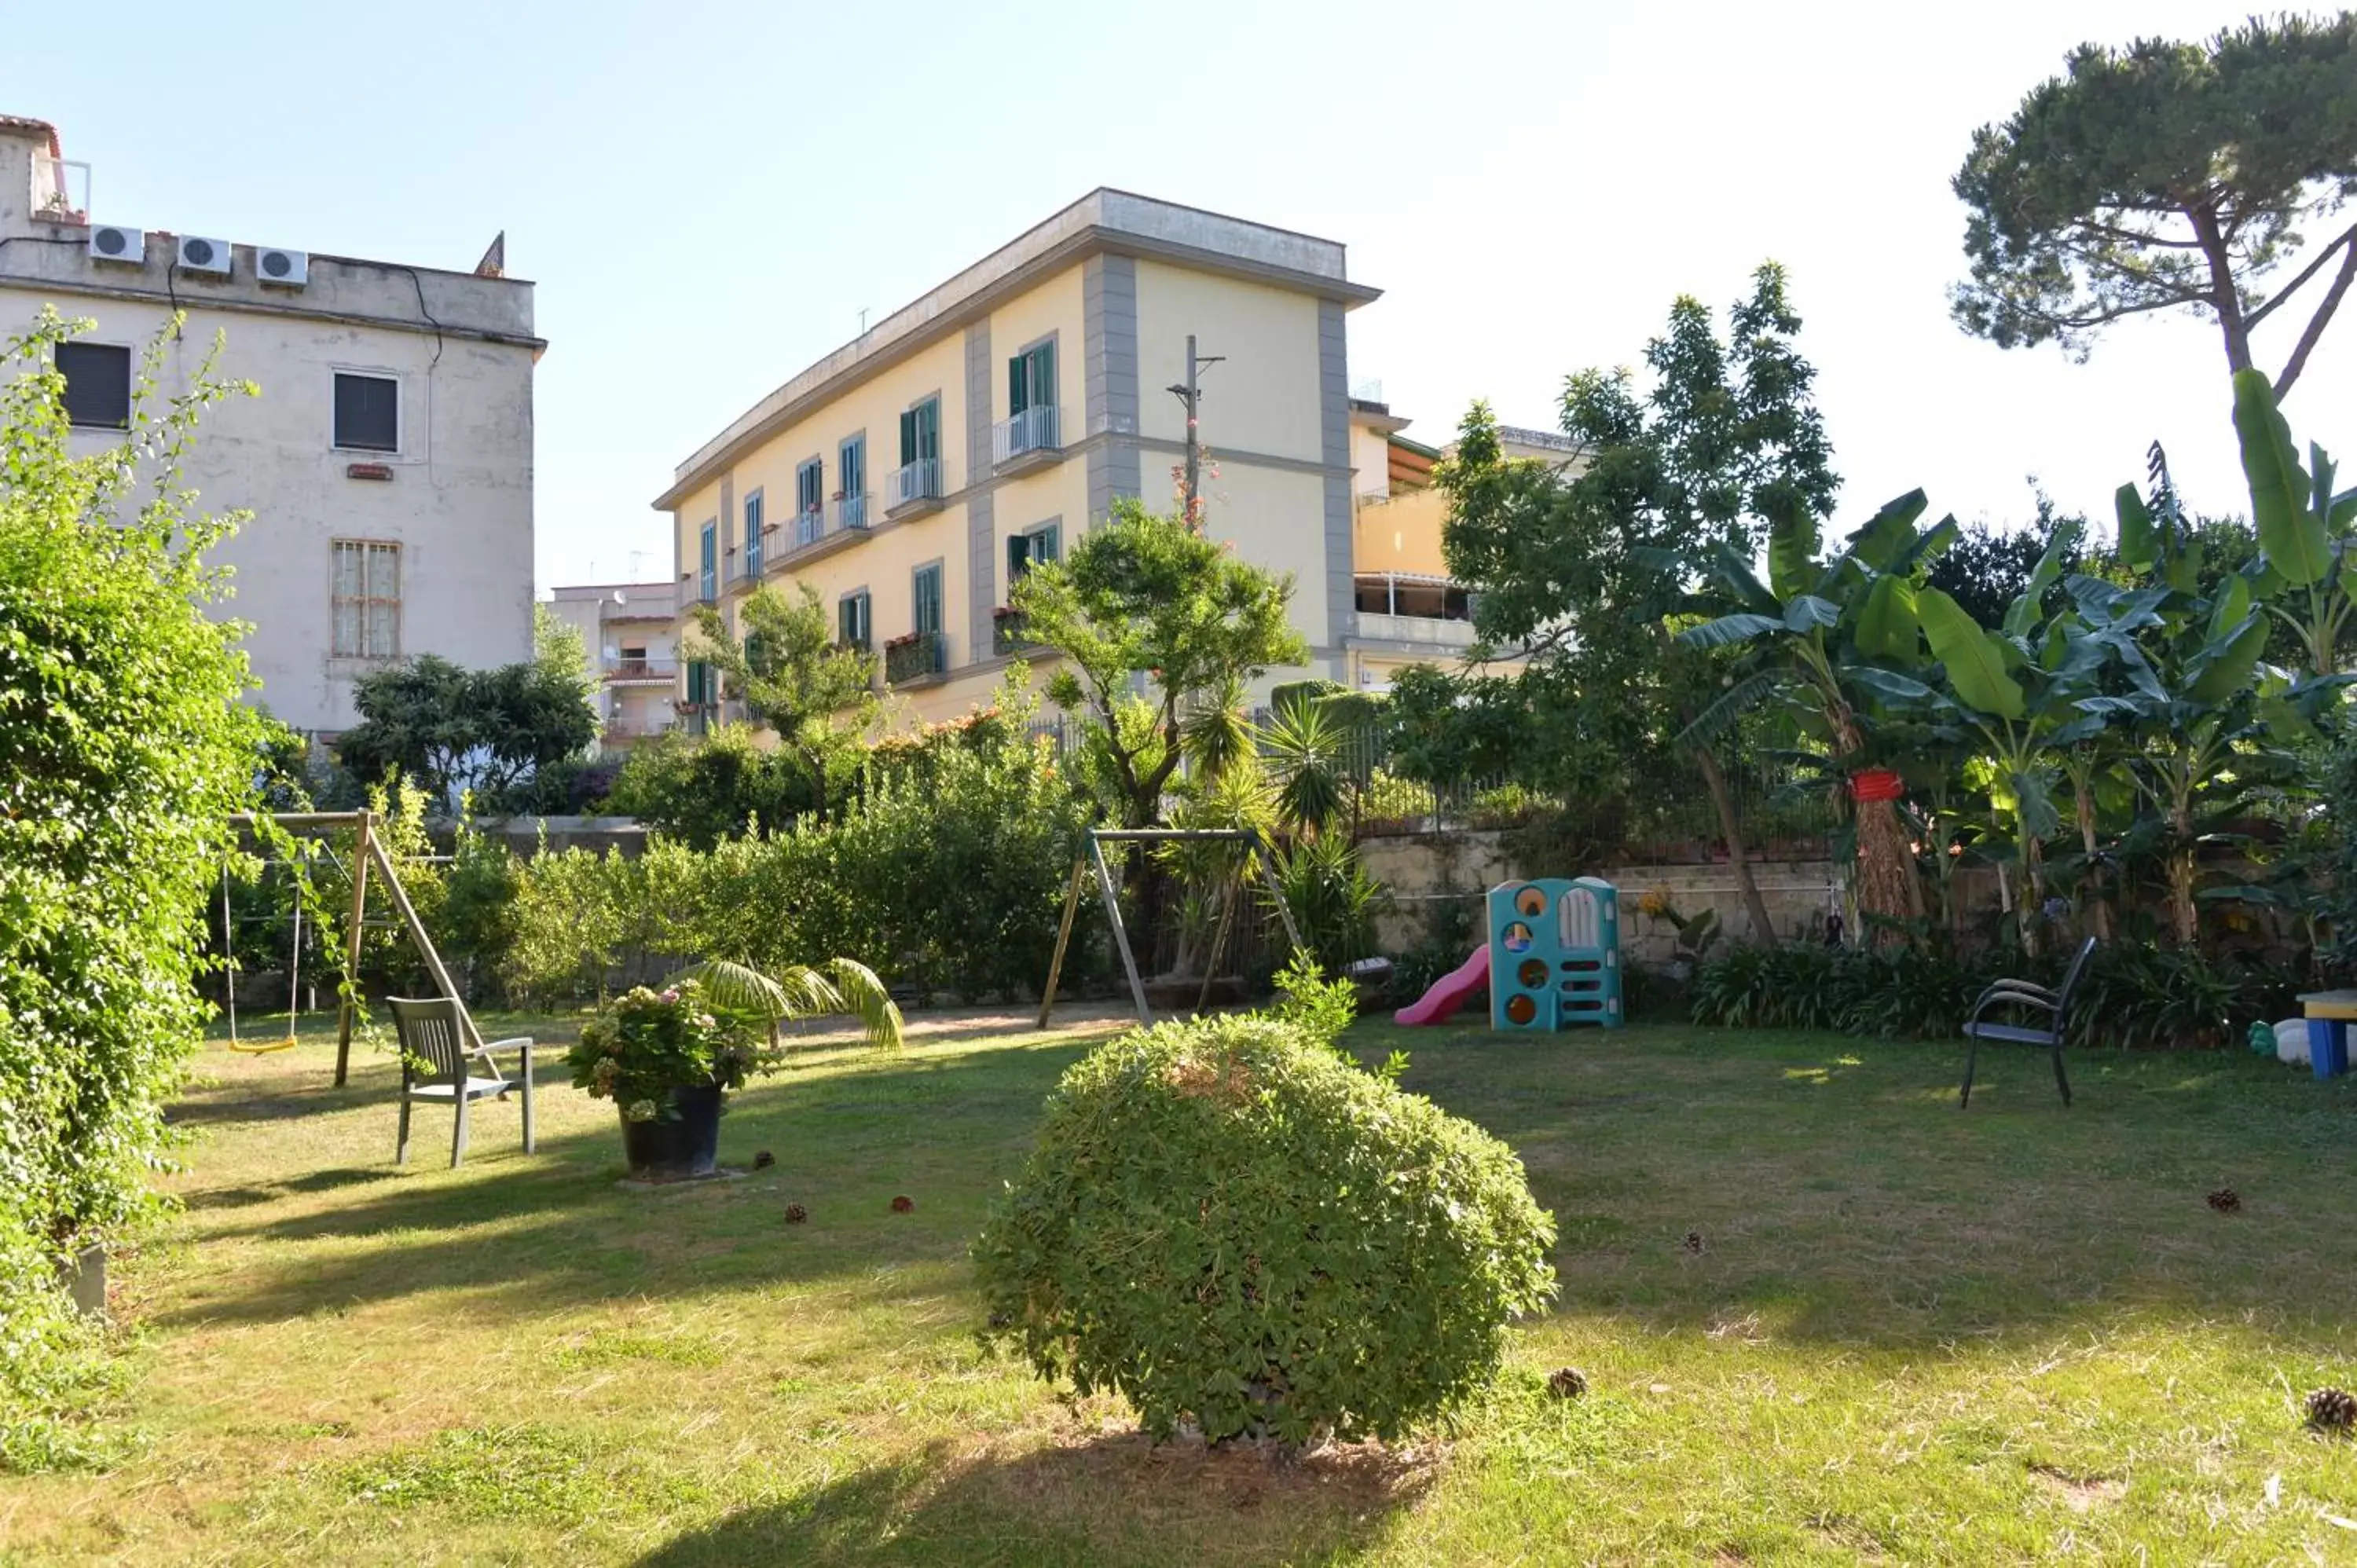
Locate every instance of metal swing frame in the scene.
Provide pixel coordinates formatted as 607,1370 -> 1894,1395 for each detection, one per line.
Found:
228,810 -> 486,1086
1035,827 -> 1304,1028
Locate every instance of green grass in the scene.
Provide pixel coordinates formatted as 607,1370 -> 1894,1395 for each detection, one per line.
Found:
7,1009 -> 2357,1563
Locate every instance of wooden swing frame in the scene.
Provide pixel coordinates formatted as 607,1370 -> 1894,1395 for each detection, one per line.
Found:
228,810 -> 484,1086
1035,828 -> 1304,1029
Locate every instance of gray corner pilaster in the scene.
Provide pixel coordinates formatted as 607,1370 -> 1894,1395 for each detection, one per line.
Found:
1318,299 -> 1353,658
966,321 -> 996,662
1085,254 -> 1142,521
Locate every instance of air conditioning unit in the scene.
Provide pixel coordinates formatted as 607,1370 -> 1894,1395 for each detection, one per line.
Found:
174,234 -> 231,275
88,225 -> 145,265
254,246 -> 309,288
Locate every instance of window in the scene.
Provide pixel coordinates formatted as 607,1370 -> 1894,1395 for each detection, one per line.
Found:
1008,339 -> 1055,415
698,520 -> 717,602
795,457 -> 823,542
838,589 -> 871,650
743,489 -> 764,578
332,372 -> 399,452
686,659 -> 713,705
331,540 -> 401,658
57,341 -> 130,429
898,397 -> 940,467
912,562 -> 944,666
840,433 -> 866,500
1007,521 -> 1061,584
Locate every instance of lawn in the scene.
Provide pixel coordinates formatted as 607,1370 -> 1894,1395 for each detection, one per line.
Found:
5,1009 -> 2357,1564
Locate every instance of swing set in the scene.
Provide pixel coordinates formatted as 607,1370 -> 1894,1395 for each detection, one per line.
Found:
222,810 -> 487,1086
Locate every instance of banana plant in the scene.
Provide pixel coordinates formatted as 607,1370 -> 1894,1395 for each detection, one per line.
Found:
2068,513 -> 2274,949
1910,520 -> 2111,954
2231,369 -> 2357,681
1671,490 -> 1958,937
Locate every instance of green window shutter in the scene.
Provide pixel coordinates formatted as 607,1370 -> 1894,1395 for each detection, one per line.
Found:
1036,341 -> 1054,408
898,409 -> 915,467
1009,354 -> 1025,415
1007,532 -> 1028,583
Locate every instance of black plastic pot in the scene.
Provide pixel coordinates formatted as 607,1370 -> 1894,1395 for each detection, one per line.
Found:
618,1083 -> 724,1178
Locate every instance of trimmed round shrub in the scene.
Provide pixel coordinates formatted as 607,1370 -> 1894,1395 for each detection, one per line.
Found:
973,1017 -> 1557,1443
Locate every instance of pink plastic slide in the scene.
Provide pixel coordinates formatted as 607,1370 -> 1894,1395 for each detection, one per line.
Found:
1393,947 -> 1490,1025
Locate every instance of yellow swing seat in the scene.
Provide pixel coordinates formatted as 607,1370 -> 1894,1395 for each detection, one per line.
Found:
226,1035 -> 300,1055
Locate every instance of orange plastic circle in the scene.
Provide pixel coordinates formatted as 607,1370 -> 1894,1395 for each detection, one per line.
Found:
1504,993 -> 1538,1025
1515,886 -> 1548,917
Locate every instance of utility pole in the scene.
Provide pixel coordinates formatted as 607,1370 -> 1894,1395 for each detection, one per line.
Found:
1165,333 -> 1223,527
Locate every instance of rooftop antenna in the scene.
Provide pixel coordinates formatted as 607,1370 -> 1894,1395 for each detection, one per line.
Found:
858,306 -> 871,335
473,231 -> 506,279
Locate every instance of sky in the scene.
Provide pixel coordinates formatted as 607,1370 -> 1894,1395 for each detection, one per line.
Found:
9,0 -> 2352,591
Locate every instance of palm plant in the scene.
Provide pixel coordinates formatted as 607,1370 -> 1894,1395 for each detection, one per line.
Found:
666,956 -> 904,1052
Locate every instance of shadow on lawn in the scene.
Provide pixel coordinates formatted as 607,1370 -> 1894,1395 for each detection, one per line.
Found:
635,1434 -> 1429,1568
161,1016 -> 2357,1353
156,1036 -> 1100,1328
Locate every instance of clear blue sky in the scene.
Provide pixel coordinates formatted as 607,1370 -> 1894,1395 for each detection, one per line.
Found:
11,0 -> 2352,589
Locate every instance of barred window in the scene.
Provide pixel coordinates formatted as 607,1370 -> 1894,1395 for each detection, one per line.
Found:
332,540 -> 401,658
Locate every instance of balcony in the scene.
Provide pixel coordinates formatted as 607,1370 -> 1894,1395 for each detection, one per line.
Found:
886,458 -> 944,518
600,716 -> 674,746
764,495 -> 874,573
992,607 -> 1042,658
603,657 -> 678,684
884,630 -> 948,685
992,405 -> 1062,474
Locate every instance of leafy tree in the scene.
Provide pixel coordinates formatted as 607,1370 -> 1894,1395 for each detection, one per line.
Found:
1011,500 -> 1306,829
1924,502 -> 2085,630
335,653 -> 596,811
1441,265 -> 1840,943
601,723 -> 816,848
684,583 -> 878,819
1,311 -> 261,1449
1952,15 -> 2357,399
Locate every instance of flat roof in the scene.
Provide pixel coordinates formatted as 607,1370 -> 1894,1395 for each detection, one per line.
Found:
654,188 -> 1379,511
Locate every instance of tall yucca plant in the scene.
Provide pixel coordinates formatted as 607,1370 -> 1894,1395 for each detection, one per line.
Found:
667,957 -> 904,1052
1261,696 -> 1349,837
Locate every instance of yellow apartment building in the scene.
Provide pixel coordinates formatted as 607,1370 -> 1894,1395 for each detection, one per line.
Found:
1339,399 -> 1574,691
654,190 -> 1380,727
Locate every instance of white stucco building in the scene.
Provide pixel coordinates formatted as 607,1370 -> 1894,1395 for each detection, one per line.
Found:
0,114 -> 541,734
542,581 -> 683,753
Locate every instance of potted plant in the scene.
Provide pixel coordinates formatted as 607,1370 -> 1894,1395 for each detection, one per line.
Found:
567,961 -> 903,1179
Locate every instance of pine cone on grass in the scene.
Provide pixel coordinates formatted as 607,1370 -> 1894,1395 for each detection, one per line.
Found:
753,1150 -> 775,1171
2308,1388 -> 2357,1434
2205,1187 -> 2241,1214
1681,1231 -> 1706,1255
1546,1367 -> 1588,1400
890,1195 -> 915,1214
783,1203 -> 808,1225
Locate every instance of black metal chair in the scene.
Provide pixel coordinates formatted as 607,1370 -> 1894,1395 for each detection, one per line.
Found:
1959,937 -> 2096,1109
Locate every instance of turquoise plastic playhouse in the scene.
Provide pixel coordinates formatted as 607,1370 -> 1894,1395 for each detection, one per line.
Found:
1487,877 -> 1622,1031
